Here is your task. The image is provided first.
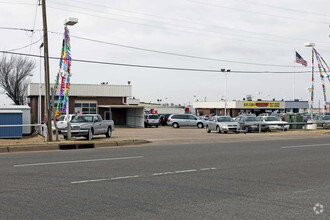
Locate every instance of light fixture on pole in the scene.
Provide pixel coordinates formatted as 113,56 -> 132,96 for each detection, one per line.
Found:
221,69 -> 231,116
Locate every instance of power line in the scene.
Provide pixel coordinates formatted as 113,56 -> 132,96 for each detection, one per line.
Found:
239,0 -> 330,18
29,0 -> 40,54
186,0 -> 330,25
6,37 -> 43,52
0,1 -> 35,5
0,27 -> 34,32
0,50 -> 310,74
0,26 -> 311,68
49,31 -> 307,68
65,0 -> 330,45
46,0 -> 328,48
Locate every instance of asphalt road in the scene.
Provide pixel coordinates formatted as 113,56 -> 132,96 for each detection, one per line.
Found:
0,137 -> 329,219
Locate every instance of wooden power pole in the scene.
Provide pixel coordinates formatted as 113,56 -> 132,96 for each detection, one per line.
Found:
41,0 -> 52,141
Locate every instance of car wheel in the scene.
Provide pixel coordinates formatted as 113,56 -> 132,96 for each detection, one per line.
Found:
86,129 -> 93,141
172,123 -> 179,128
105,127 -> 112,138
63,135 -> 67,140
206,126 -> 211,133
197,122 -> 204,128
216,126 -> 221,133
224,131 -> 228,134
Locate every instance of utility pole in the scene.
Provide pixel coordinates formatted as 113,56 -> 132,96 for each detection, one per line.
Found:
41,0 -> 52,141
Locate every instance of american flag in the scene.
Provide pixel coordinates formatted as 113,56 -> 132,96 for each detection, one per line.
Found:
296,52 -> 307,66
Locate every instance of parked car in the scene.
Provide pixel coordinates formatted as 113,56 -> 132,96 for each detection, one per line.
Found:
61,114 -> 114,140
205,116 -> 240,133
235,115 -> 269,132
321,115 -> 330,129
257,116 -> 289,131
144,114 -> 159,128
167,114 -> 204,128
52,114 -> 76,133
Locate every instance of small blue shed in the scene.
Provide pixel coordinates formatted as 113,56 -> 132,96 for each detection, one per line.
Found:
0,110 -> 23,138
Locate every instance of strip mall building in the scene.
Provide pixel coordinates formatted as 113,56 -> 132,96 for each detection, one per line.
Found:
193,100 -> 309,117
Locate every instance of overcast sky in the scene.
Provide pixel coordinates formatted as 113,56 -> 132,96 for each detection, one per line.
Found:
1,0 -> 330,107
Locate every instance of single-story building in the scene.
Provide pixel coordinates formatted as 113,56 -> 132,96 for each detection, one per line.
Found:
27,83 -> 145,127
0,106 -> 31,135
193,100 -> 309,117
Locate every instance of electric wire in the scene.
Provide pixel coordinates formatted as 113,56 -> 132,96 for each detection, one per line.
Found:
49,31 -> 308,68
46,5 -> 318,51
46,0 -> 329,48
239,0 -> 330,18
6,36 -> 43,52
186,0 -> 330,25
0,50 -> 310,74
68,0 -> 330,45
29,0 -> 39,54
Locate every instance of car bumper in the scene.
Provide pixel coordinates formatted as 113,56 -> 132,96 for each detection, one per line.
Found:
61,130 -> 89,137
269,125 -> 289,130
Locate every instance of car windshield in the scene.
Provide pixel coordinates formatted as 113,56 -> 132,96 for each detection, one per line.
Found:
264,117 -> 281,121
57,116 -> 65,121
71,115 -> 94,123
217,117 -> 234,122
245,117 -> 259,121
149,115 -> 159,119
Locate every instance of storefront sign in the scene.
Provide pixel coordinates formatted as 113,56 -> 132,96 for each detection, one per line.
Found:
243,102 -> 281,108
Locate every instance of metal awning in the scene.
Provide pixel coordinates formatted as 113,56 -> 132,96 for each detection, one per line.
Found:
98,105 -> 145,109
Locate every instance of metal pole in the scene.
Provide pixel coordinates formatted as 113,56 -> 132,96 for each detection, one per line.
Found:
67,95 -> 71,140
225,72 -> 227,116
41,0 -> 52,141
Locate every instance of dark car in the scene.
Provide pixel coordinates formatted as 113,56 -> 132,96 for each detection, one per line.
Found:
235,116 -> 269,132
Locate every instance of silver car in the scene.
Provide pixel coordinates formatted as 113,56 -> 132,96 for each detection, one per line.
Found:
205,116 -> 240,133
167,114 -> 204,128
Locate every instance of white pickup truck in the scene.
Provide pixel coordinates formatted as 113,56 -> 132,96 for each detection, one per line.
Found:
61,114 -> 114,140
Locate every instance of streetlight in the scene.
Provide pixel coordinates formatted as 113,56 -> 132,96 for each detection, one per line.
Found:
64,17 -> 78,140
221,69 -> 231,116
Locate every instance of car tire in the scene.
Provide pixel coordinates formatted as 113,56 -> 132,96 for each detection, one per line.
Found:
172,123 -> 179,128
86,129 -> 93,141
197,122 -> 204,128
156,125 -> 158,128
105,127 -> 112,138
63,135 -> 67,140
206,126 -> 211,133
216,126 -> 221,133
224,131 -> 228,134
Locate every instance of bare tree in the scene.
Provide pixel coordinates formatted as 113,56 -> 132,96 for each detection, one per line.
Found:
0,55 -> 36,105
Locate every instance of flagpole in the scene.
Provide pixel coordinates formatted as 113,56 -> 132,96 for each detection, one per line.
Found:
293,49 -> 296,101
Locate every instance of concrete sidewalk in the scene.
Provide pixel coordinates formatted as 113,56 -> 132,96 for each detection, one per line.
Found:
0,127 -> 329,153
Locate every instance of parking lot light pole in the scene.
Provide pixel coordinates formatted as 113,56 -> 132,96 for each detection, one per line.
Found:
221,69 -> 231,116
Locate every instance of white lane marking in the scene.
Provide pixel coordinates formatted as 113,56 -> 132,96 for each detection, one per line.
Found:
281,143 -> 330,149
14,156 -> 144,167
200,168 -> 211,171
71,175 -> 140,184
72,167 -> 218,184
174,169 -> 197,173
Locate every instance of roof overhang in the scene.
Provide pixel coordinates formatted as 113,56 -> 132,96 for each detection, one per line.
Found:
98,105 -> 145,109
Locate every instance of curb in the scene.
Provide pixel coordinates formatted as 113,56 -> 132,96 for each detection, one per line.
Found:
0,139 -> 151,153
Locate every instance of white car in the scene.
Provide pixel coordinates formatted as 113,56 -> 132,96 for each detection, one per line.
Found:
205,116 -> 240,133
52,114 -> 76,132
257,116 -> 289,131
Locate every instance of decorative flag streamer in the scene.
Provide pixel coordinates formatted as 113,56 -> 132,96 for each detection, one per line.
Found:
52,26 -> 73,120
310,49 -> 315,119
314,50 -> 327,111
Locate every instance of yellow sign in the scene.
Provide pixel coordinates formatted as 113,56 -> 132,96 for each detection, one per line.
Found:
243,102 -> 281,108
